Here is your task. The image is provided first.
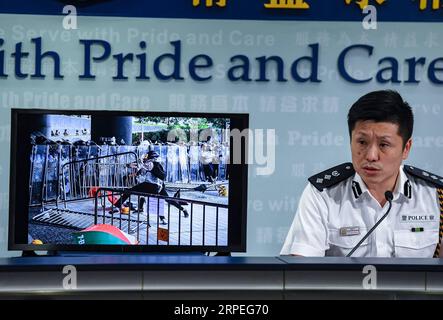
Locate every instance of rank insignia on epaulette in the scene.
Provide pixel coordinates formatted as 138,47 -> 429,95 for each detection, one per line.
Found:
308,162 -> 355,192
404,165 -> 443,189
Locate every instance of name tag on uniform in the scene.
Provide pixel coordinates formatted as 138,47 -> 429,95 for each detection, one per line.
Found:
339,226 -> 360,237
400,214 -> 437,223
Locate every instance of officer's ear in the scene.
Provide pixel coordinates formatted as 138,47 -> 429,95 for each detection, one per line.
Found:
402,138 -> 412,160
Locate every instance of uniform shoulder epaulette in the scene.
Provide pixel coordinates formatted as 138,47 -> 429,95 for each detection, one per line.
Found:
308,162 -> 355,192
403,165 -> 443,189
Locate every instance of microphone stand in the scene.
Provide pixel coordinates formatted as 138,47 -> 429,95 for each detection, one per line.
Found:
347,191 -> 394,257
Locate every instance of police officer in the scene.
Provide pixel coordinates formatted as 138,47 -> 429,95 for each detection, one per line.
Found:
111,150 -> 164,215
111,150 -> 189,223
281,90 -> 443,258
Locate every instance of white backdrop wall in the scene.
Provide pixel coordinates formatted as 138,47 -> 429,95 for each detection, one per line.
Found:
0,14 -> 442,256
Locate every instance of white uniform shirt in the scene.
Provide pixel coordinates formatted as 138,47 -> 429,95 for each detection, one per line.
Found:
136,160 -> 162,189
280,165 -> 441,258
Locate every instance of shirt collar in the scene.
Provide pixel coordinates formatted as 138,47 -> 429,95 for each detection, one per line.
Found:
351,165 -> 411,201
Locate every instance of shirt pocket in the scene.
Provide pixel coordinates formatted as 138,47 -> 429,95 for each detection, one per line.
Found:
327,228 -> 369,257
394,229 -> 439,258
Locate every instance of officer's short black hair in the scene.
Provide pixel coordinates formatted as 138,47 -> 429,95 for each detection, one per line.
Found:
347,90 -> 414,148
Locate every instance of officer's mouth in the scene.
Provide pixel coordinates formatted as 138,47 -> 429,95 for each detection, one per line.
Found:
362,166 -> 381,175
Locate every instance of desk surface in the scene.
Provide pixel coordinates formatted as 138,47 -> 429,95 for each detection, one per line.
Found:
0,255 -> 285,271
1,255 -> 443,271
280,256 -> 443,271
1,255 -> 443,298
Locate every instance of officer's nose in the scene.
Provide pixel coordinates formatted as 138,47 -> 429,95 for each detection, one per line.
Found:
365,143 -> 379,162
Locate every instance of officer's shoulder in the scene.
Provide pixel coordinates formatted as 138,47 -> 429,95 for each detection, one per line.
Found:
308,162 -> 355,192
403,165 -> 443,189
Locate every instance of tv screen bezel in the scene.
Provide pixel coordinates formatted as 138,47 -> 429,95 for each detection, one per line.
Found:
8,108 -> 248,253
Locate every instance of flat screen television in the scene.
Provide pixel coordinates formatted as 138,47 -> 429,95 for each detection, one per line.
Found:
8,109 -> 248,253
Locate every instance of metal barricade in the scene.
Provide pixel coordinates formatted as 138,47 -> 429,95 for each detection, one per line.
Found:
31,186 -> 229,246
29,144 -> 230,246
59,151 -> 139,207
93,187 -> 229,246
29,143 -> 230,207
31,151 -> 139,237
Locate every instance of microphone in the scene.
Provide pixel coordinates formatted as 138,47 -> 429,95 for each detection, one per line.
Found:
385,190 -> 393,202
346,191 -> 394,257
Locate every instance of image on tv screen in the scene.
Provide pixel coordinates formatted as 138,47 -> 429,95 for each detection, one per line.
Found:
23,113 -> 232,247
